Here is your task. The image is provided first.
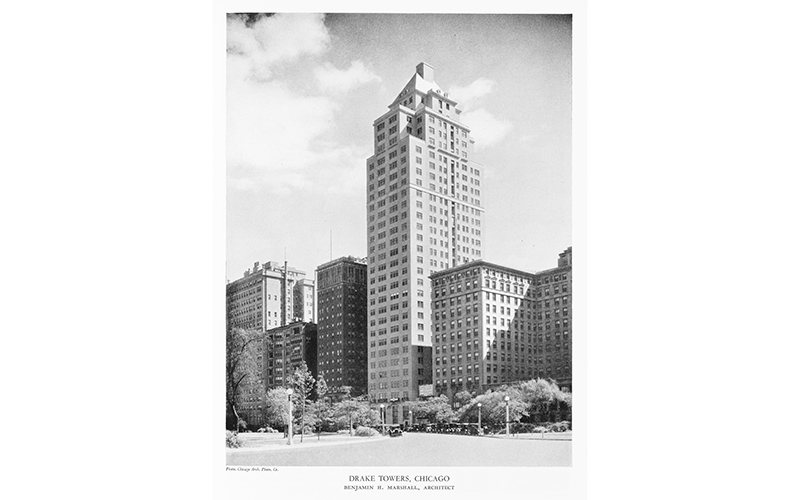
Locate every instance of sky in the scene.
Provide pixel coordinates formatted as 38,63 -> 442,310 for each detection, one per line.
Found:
226,13 -> 572,282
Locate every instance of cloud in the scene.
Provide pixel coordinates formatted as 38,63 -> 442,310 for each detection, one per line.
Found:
226,72 -> 341,193
226,14 -> 370,197
461,108 -> 513,150
448,77 -> 512,149
315,60 -> 381,93
448,77 -> 496,109
227,13 -> 330,80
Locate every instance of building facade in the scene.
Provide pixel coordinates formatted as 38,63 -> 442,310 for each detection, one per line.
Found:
316,256 -> 369,399
366,63 -> 486,414
226,261 -> 316,332
530,247 -> 572,390
429,248 -> 573,400
263,321 -> 318,392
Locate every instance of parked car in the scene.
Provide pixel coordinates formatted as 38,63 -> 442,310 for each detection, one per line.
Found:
389,427 -> 403,438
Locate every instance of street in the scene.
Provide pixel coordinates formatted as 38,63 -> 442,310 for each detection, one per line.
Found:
226,432 -> 571,467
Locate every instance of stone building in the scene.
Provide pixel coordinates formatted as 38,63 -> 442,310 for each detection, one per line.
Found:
428,248 -> 573,400
366,62 -> 485,413
226,261 -> 315,332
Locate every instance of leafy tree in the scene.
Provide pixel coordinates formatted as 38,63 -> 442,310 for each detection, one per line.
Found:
263,387 -> 291,430
332,396 -> 379,434
517,378 -> 571,422
457,389 -> 528,430
225,328 -> 263,430
453,390 -> 474,409
409,395 -> 455,424
312,373 -> 330,440
291,363 -> 316,441
315,373 -> 328,402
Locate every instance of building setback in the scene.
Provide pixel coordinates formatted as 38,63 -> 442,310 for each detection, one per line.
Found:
226,261 -> 315,332
429,247 -> 573,400
366,63 -> 486,416
316,256 -> 369,399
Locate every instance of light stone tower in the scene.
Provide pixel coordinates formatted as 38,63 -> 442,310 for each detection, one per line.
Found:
365,62 -> 486,422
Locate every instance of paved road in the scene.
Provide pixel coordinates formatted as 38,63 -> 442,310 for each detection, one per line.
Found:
227,432 -> 570,467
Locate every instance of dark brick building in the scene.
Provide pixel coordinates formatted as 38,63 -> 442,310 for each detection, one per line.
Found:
316,256 -> 369,400
263,321 -> 318,391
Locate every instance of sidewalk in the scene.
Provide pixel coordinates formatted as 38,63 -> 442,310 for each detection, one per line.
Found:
229,432 -> 389,452
485,431 -> 572,441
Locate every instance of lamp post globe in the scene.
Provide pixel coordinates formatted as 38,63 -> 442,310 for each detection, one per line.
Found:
504,396 -> 510,437
286,388 -> 294,445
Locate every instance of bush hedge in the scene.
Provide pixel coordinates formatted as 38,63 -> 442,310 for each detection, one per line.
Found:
354,426 -> 379,437
226,430 -> 240,448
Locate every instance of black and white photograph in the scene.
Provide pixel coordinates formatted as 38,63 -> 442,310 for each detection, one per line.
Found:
9,1 -> 800,499
223,12 -> 576,474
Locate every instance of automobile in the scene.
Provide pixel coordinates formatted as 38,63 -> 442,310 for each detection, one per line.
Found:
257,427 -> 279,433
389,427 -> 403,438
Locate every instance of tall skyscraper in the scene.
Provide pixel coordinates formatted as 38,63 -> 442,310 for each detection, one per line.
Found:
226,261 -> 316,333
316,256 -> 369,399
366,62 -> 486,412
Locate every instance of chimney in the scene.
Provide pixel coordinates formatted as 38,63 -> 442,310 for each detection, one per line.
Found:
416,62 -> 434,81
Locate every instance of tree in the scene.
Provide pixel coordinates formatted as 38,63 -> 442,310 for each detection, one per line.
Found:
315,373 -> 328,402
291,363 -> 316,441
225,328 -> 263,430
453,390 -> 474,409
409,395 -> 455,424
263,387 -> 291,430
517,378 -> 571,422
332,396 -> 379,434
457,389 -> 528,431
312,373 -> 330,440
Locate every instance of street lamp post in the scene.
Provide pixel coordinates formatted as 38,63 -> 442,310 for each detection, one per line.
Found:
286,388 -> 294,446
504,395 -> 510,437
477,403 -> 482,434
380,404 -> 385,435
408,410 -> 413,429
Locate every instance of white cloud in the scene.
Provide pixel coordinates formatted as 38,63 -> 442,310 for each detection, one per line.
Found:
227,13 -> 330,80
461,108 -> 513,150
226,71 -> 341,193
315,60 -> 381,93
448,77 -> 496,109
225,15 -> 380,197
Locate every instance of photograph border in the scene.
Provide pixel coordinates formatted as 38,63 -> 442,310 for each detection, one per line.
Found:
214,2 -> 587,497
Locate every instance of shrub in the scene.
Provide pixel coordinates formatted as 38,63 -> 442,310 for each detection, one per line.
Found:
547,421 -> 571,432
354,426 -> 379,437
226,430 -> 241,448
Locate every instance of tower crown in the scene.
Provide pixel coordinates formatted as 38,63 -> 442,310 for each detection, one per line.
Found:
416,62 -> 434,81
